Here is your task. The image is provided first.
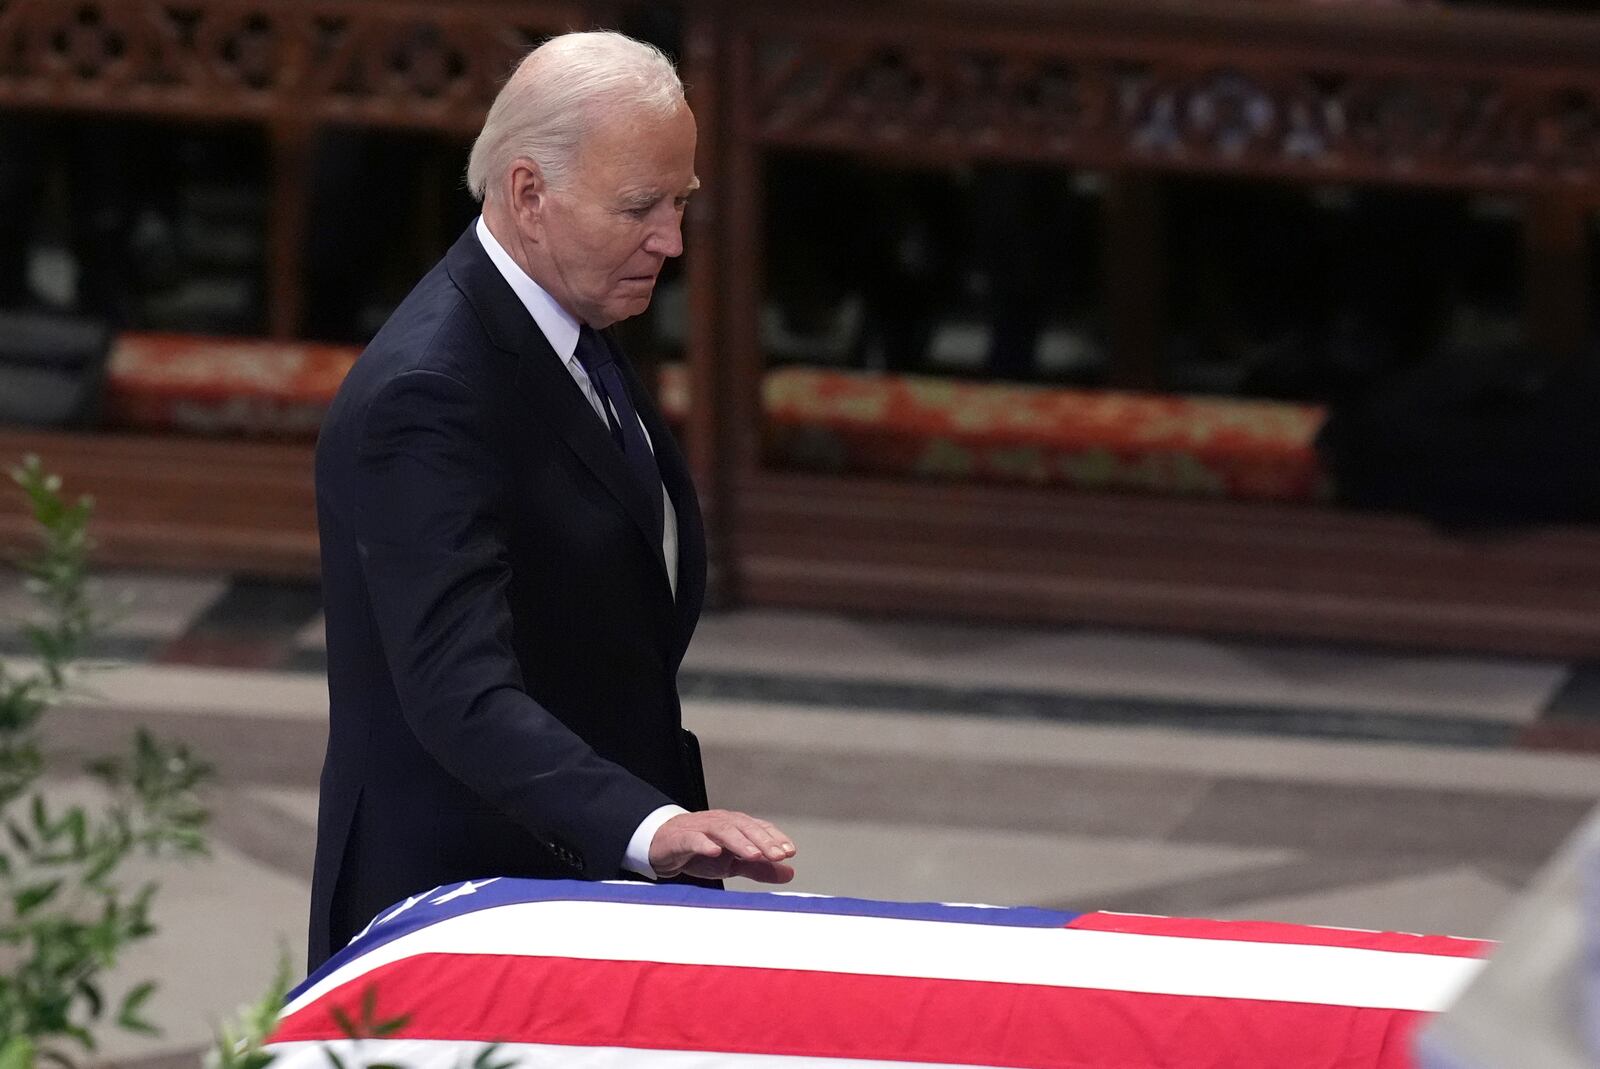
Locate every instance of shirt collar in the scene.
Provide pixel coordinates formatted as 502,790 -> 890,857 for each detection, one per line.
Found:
474,215 -> 581,365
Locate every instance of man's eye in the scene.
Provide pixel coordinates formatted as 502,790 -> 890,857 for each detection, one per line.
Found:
627,205 -> 653,219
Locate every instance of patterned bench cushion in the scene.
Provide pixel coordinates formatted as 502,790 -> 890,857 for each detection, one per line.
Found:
660,363 -> 1330,504
104,332 -> 360,439
106,336 -> 1328,504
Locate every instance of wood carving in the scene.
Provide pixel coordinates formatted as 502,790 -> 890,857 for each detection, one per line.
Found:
752,33 -> 1600,189
0,0 -> 588,130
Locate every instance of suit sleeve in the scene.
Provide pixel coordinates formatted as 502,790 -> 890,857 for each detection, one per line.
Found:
351,367 -> 672,878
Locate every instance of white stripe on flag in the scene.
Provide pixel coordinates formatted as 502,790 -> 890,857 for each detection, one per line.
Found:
286,899 -> 1484,1017
264,1039 -> 1022,1069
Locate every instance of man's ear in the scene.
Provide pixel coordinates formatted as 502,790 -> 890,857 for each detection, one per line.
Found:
506,158 -> 547,241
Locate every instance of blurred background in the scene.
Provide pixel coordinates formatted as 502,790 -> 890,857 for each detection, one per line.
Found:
6,0 -> 1600,1062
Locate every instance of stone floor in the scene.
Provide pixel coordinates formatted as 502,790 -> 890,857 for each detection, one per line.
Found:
2,567 -> 1599,1065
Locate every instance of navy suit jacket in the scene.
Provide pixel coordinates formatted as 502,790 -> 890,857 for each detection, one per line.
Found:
307,225 -> 711,969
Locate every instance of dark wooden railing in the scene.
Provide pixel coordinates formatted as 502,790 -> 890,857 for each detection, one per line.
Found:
681,0 -> 1600,656
9,0 -> 1600,654
0,0 -> 617,336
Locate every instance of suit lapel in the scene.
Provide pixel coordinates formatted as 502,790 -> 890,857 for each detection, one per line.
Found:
445,228 -> 670,584
515,342 -> 669,577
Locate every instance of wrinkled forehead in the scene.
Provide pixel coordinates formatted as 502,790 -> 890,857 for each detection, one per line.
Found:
569,100 -> 697,194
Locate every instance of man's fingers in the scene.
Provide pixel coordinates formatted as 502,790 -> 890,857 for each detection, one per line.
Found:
699,812 -> 792,862
756,820 -> 797,854
726,815 -> 795,860
729,858 -> 796,884
650,809 -> 798,877
648,830 -> 720,878
705,824 -> 765,862
753,818 -> 786,837
687,831 -> 723,858
749,824 -> 796,860
673,854 -> 797,882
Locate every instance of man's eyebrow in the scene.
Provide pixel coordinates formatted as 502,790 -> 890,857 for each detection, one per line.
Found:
619,179 -> 700,209
619,190 -> 660,208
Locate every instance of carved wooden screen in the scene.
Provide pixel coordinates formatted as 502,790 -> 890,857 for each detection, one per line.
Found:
0,0 -> 616,335
731,2 -> 1600,190
692,0 -> 1600,485
0,0 -> 605,131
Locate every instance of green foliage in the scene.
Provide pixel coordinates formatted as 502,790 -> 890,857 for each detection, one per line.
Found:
467,1045 -> 516,1069
208,971 -> 422,1069
208,963 -> 521,1069
0,456 -> 212,1064
328,985 -> 409,1045
209,949 -> 293,1069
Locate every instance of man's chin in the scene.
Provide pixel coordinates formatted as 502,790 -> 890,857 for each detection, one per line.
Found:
605,294 -> 654,323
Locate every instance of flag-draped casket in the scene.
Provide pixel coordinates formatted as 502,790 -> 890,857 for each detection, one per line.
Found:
268,879 -> 1489,1068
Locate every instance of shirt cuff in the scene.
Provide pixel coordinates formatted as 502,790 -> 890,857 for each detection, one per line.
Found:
622,804 -> 689,879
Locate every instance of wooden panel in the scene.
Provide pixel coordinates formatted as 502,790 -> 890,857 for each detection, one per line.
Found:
0,0 -> 605,336
8,0 -> 1600,654
730,471 -> 1600,658
0,429 -> 319,576
1525,189 -> 1596,361
721,0 -> 1600,192
0,0 -> 593,132
702,0 -> 1600,654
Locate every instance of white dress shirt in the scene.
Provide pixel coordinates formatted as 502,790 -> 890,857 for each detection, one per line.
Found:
475,217 -> 686,879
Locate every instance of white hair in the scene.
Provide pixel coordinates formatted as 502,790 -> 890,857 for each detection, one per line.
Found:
466,31 -> 684,203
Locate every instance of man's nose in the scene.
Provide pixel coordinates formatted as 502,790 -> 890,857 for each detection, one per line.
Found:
645,215 -> 685,258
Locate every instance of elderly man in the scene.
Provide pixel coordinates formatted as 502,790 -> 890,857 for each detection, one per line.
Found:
307,31 -> 796,969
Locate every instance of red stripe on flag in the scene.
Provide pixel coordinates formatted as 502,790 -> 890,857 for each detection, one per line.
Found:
272,953 -> 1429,1068
1067,913 -> 1492,959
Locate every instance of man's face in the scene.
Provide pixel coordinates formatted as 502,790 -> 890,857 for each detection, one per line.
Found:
536,101 -> 698,329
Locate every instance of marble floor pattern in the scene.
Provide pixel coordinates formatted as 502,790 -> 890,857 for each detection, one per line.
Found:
2,567 -> 1599,1065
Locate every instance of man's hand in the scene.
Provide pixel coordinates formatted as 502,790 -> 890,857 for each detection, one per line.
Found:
649,810 -> 797,883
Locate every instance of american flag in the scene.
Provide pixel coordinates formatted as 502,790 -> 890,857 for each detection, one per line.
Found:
268,878 -> 1489,1069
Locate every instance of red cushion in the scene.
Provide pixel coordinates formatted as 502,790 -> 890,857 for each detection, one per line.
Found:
106,338 -> 1328,504
104,332 -> 360,439
661,363 -> 1329,504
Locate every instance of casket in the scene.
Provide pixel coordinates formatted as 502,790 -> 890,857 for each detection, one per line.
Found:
268,879 -> 1487,1069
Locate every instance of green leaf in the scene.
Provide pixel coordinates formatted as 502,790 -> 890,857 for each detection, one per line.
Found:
77,977 -> 104,1020
31,793 -> 50,837
117,980 -> 160,1035
329,1004 -> 359,1040
470,1044 -> 517,1069
57,1020 -> 96,1052
82,847 -> 118,885
207,948 -> 290,1069
63,808 -> 87,853
14,878 -> 63,916
85,756 -> 121,785
0,1035 -> 35,1069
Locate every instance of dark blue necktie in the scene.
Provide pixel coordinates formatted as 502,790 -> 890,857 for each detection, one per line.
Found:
573,325 -> 664,539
